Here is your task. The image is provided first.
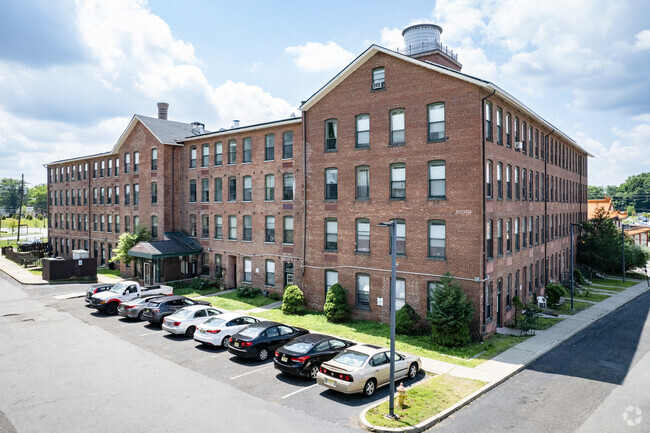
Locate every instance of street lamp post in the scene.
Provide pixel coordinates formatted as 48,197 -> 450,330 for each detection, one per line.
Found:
569,223 -> 582,311
622,224 -> 630,283
378,221 -> 397,418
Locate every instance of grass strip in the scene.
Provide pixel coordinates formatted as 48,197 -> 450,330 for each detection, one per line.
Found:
365,374 -> 486,428
574,292 -> 612,302
203,292 -> 276,311
589,278 -> 636,288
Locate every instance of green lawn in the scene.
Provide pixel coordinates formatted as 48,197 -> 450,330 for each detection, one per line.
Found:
550,299 -> 593,315
365,374 -> 486,428
97,268 -> 122,279
203,292 -> 277,311
28,269 -> 42,277
583,284 -> 626,292
253,309 -> 528,367
589,278 -> 637,288
0,218 -> 47,229
173,286 -> 219,297
537,317 -> 563,330
574,292 -> 612,302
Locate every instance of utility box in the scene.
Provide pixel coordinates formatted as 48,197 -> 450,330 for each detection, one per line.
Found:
72,250 -> 89,260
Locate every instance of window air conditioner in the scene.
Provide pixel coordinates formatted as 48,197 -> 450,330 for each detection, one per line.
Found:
515,141 -> 523,151
286,274 -> 294,284
372,81 -> 384,90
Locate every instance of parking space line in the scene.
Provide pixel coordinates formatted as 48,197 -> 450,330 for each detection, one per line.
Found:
139,332 -> 159,337
193,354 -> 222,363
230,367 -> 270,380
118,322 -> 141,327
281,383 -> 320,399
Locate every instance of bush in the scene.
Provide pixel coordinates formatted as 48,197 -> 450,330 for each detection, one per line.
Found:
545,283 -> 567,306
573,269 -> 586,285
268,292 -> 282,301
395,303 -> 421,335
282,285 -> 306,315
36,214 -> 44,220
236,286 -> 262,298
512,296 -> 524,327
323,283 -> 351,323
427,274 -> 474,348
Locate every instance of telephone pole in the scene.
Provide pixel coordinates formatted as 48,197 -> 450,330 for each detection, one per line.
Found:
17,174 -> 24,243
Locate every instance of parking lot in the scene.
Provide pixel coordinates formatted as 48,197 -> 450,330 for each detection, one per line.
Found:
46,285 -> 426,429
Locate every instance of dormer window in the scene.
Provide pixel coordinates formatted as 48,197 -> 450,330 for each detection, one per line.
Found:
372,67 -> 385,90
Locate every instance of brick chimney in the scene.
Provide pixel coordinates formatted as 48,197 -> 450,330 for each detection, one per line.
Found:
157,102 -> 169,120
402,24 -> 462,72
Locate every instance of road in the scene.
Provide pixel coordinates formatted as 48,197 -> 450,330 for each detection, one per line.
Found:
429,290 -> 650,432
0,273 -> 424,433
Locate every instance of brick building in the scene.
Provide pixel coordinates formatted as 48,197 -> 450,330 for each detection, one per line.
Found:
46,24 -> 590,333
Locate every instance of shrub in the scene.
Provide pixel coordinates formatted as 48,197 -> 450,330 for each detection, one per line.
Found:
236,286 -> 262,298
573,269 -> 586,286
427,273 -> 474,348
512,296 -> 524,327
282,285 -> 306,315
395,303 -> 421,335
323,283 -> 351,323
268,292 -> 282,301
545,283 -> 567,306
36,214 -> 44,220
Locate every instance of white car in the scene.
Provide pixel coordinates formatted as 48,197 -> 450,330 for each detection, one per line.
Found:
162,305 -> 224,337
194,312 -> 260,348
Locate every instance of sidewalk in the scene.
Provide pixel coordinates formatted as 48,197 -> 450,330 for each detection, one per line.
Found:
361,277 -> 650,432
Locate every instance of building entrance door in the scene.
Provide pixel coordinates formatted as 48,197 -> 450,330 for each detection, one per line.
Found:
227,255 -> 237,289
496,289 -> 502,328
143,262 -> 152,286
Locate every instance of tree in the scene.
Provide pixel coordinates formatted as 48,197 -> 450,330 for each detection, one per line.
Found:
0,178 -> 22,215
110,225 -> 151,266
395,303 -> 421,335
587,185 -> 604,199
427,273 -> 474,348
323,283 -> 351,323
28,184 -> 48,214
281,285 -> 306,315
612,172 -> 650,213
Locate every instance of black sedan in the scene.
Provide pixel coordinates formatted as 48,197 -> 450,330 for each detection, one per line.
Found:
141,295 -> 211,325
274,334 -> 355,379
228,321 -> 309,361
85,283 -> 114,303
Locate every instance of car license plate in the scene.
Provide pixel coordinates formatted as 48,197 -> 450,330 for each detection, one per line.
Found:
325,378 -> 335,386
281,356 -> 288,362
233,342 -> 239,347
200,329 -> 205,334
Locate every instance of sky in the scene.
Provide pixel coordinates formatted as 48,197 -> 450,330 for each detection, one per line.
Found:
0,0 -> 649,188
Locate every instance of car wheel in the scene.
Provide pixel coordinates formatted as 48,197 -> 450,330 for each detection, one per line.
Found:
258,347 -> 269,361
408,362 -> 419,379
363,379 -> 376,398
105,303 -> 118,315
221,336 -> 230,348
308,364 -> 320,380
185,326 -> 196,338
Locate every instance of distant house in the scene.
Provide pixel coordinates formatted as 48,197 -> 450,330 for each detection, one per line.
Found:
588,196 -> 627,228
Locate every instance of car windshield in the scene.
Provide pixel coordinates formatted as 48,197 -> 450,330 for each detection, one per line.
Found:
238,327 -> 263,339
168,309 -> 193,319
283,342 -> 313,354
333,350 -> 368,367
203,318 -> 226,327
109,282 -> 128,293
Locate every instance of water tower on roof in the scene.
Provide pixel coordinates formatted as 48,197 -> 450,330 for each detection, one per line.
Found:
401,24 -> 462,72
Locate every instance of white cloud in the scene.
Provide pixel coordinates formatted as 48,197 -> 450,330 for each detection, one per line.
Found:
379,27 -> 405,50
635,29 -> 650,50
285,41 -> 355,73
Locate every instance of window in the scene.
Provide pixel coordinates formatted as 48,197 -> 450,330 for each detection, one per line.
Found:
390,163 -> 406,199
124,216 -> 130,233
325,270 -> 338,294
514,167 -> 520,200
228,177 -> 236,202
428,160 -> 445,199
115,215 -> 120,233
202,215 -> 209,238
356,166 -> 369,200
514,117 -> 520,143
283,216 -> 293,244
114,159 -> 119,176
84,162 -> 89,179
202,144 -> 209,167
93,161 -> 98,178
133,151 -> 139,172
325,119 -> 337,151
356,273 -> 370,307
243,176 -> 252,202
496,163 -> 503,199
283,173 -> 294,201
189,180 -> 196,202
264,134 -> 274,161
265,216 -> 275,243
506,113 -> 511,147
189,146 -> 196,168
428,220 -> 446,259
228,140 -> 236,165
356,218 -> 370,253
189,214 -> 197,237
396,278 -> 406,311
521,121 -> 527,153
214,215 -> 223,240
372,67 -> 385,89
151,148 -> 158,170
151,215 -> 158,238
485,282 -> 493,321
535,172 -> 539,201
391,219 -> 406,255
486,160 -> 493,198
515,218 -> 520,251
506,218 -> 512,253
529,171 -> 533,201
485,101 -> 492,141
243,257 -> 252,283
214,177 -> 222,202
496,108 -> 503,145
134,215 -> 139,229
106,188 -> 111,205
529,216 -> 533,246
486,219 -> 493,259
390,108 -> 405,145
124,185 -> 130,205
151,181 -> 157,204
356,114 -> 370,148
241,137 -> 253,164
515,270 -> 520,300
214,142 -> 222,166
506,165 -> 512,200
529,125 -> 533,158
427,281 -> 442,313
497,219 -> 503,256
100,160 -> 105,177
428,103 -> 445,142
282,131 -> 293,159
214,254 -> 222,277
243,215 -> 252,241
265,260 -> 275,286
325,168 -> 338,200
325,218 -> 337,251
228,215 -> 237,240
265,174 -> 274,201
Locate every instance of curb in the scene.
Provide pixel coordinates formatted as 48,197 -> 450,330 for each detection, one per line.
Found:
359,281 -> 650,432
0,267 -> 48,286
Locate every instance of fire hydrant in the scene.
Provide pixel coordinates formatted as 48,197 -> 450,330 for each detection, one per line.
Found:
397,382 -> 407,408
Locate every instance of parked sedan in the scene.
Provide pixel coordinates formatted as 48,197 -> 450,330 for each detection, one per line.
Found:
162,305 -> 224,337
141,295 -> 211,326
274,334 -> 355,379
228,321 -> 309,361
194,312 -> 259,348
316,344 -> 421,397
117,295 -> 163,320
85,283 -> 114,303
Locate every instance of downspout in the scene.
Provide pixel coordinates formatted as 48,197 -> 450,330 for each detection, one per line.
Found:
86,159 -> 91,253
301,110 -> 307,277
172,147 -> 175,231
481,88 -> 496,340
544,129 -> 554,286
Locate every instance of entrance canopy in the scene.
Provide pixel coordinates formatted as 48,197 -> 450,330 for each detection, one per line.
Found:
128,232 -> 202,259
